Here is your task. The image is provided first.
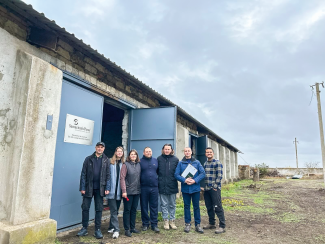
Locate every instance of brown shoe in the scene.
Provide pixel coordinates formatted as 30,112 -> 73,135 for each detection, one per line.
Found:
169,220 -> 177,230
164,219 -> 170,230
215,227 -> 225,234
203,224 -> 215,229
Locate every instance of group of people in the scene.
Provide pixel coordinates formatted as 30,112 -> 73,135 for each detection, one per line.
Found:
77,142 -> 226,240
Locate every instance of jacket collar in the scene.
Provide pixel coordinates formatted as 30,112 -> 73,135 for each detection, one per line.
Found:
181,156 -> 196,163
142,155 -> 152,160
91,152 -> 108,161
162,154 -> 173,158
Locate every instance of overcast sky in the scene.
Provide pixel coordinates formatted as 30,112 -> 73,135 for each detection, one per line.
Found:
23,0 -> 325,168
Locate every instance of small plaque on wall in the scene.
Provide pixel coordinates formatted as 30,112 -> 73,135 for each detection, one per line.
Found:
64,114 -> 94,145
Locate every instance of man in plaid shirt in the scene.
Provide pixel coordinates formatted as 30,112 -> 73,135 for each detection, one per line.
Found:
201,147 -> 226,234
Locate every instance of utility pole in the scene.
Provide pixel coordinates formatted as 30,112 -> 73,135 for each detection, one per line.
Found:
293,138 -> 299,168
311,82 -> 325,185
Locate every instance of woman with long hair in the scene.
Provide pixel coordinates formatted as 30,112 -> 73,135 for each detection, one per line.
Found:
107,147 -> 124,239
120,149 -> 141,237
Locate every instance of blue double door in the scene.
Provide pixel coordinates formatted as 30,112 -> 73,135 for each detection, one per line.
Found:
50,79 -> 177,229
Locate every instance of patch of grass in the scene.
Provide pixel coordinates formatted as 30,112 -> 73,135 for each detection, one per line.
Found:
175,197 -> 185,219
198,235 -> 236,244
224,204 -> 275,214
54,239 -> 62,244
315,234 -> 325,242
79,235 -> 101,243
275,212 -> 303,223
222,197 -> 275,214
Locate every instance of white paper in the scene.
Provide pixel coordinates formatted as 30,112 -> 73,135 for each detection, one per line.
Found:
181,164 -> 198,178
64,114 -> 95,145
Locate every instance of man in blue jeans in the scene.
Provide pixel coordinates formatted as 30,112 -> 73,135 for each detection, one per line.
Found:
77,142 -> 111,239
175,147 -> 205,233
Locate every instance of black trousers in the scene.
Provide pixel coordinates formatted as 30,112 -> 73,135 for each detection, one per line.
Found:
140,187 -> 159,227
82,189 -> 103,229
123,194 -> 140,230
204,189 -> 226,228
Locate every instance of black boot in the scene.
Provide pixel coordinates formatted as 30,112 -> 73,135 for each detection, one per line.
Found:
76,227 -> 88,236
125,230 -> 132,237
94,229 -> 103,239
131,228 -> 141,233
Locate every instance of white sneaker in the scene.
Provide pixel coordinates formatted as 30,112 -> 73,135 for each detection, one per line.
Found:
112,231 -> 119,239
107,228 -> 114,233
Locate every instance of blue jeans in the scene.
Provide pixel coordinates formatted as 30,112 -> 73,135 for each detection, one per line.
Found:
182,192 -> 201,226
160,194 -> 176,220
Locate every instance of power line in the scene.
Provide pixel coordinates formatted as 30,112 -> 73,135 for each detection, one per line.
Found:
238,154 -> 249,165
309,87 -> 315,106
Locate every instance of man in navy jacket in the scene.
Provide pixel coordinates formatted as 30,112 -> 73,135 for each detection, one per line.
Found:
175,147 -> 205,234
140,147 -> 160,233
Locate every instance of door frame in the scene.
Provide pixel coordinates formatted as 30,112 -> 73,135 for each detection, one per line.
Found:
62,71 -> 137,110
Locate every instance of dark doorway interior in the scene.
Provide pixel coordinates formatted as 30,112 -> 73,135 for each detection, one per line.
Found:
101,103 -> 124,158
190,134 -> 197,158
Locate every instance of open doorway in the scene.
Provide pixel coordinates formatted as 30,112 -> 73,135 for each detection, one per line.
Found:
101,103 -> 125,158
189,134 -> 197,158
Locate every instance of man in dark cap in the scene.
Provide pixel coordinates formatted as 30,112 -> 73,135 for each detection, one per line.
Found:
77,142 -> 111,239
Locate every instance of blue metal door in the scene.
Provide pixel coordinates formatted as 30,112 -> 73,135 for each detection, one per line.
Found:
128,107 -> 177,158
196,135 -> 208,187
50,80 -> 103,229
129,106 -> 176,211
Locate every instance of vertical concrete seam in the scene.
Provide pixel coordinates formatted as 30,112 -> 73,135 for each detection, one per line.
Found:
11,55 -> 34,224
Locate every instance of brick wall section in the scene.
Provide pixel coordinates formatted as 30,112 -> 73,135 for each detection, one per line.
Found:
177,115 -> 197,132
0,3 -> 200,135
0,4 -> 28,41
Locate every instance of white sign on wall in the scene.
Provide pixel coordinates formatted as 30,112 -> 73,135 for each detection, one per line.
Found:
64,114 -> 95,145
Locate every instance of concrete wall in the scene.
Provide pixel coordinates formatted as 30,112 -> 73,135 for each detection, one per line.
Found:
226,148 -> 231,181
238,165 -> 250,179
235,152 -> 238,178
231,151 -> 237,179
0,27 -> 61,243
268,168 -> 324,176
176,123 -> 190,159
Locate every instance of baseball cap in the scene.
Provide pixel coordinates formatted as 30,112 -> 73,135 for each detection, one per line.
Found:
96,142 -> 105,147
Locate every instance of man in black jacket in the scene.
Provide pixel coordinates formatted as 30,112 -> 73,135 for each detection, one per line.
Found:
77,142 -> 111,239
157,144 -> 179,230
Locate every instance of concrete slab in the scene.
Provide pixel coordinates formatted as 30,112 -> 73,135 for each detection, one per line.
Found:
0,219 -> 56,244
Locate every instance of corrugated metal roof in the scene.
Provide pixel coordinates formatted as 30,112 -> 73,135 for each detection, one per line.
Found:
1,0 -> 241,153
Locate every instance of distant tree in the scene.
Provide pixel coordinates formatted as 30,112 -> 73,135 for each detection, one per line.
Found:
304,162 -> 320,168
304,162 -> 320,177
255,163 -> 269,177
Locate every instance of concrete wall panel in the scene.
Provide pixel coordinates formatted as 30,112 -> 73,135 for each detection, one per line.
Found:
226,148 -> 231,180
0,27 -> 62,233
176,123 -> 189,159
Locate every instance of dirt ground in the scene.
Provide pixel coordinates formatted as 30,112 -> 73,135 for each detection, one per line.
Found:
56,178 -> 325,244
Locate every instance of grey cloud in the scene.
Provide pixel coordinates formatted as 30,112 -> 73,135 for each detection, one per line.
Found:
24,0 -> 325,167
